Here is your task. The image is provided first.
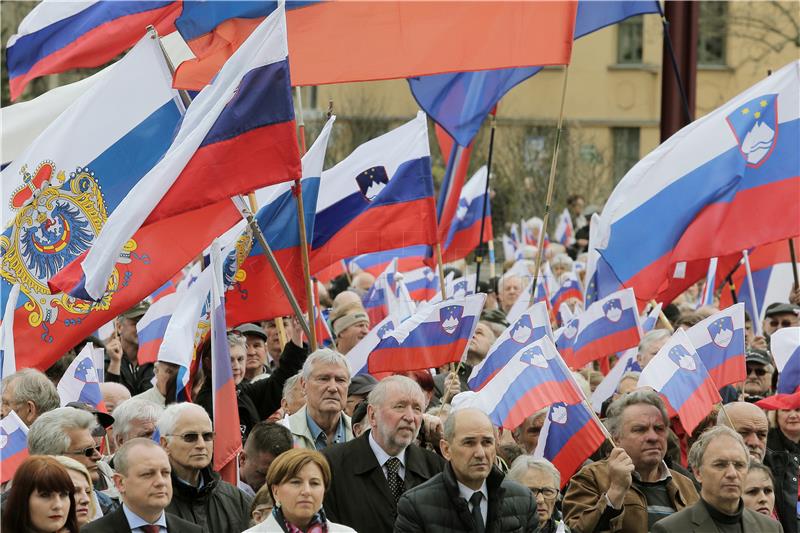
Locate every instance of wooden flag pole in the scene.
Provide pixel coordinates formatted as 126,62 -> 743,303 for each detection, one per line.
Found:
436,242 -> 448,300
531,65 -> 570,297
789,238 -> 799,290
650,299 -> 674,332
293,86 -> 317,351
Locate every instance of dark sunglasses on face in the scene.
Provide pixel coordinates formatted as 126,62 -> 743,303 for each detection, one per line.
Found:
769,319 -> 795,328
168,431 -> 215,443
747,366 -> 767,377
67,445 -> 102,458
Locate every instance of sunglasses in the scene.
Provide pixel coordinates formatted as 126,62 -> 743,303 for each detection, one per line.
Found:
746,366 -> 767,377
167,432 -> 215,443
67,445 -> 102,458
769,319 -> 795,328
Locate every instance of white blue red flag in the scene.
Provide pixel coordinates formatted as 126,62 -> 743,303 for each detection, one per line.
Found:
551,272 -> 584,323
533,402 -> 607,487
468,302 -> 553,391
347,315 -> 396,377
362,259 -> 400,325
0,410 -> 30,483
590,349 -> 641,413
310,112 -> 437,273
402,266 -> 440,302
553,208 -> 575,246
57,343 -> 106,412
756,327 -> 800,409
367,294 -> 485,374
478,336 -> 584,430
0,285 -> 20,381
562,288 -> 642,369
347,246 -> 427,279
696,257 -> 718,309
6,0 -> 180,99
641,303 -> 663,333
594,60 -> 800,304
686,304 -> 746,389
441,165 -> 493,264
209,240 -> 241,484
136,291 -> 180,366
638,329 -> 722,435
54,5 -> 299,302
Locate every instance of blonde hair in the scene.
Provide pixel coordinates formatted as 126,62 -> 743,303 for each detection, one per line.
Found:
53,456 -> 96,519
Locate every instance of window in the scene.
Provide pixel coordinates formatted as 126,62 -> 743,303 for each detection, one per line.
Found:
612,128 -> 640,183
698,2 -> 728,66
617,16 -> 644,64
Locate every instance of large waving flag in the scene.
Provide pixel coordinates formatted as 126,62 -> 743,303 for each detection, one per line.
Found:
563,288 -> 642,369
0,411 -> 30,484
594,60 -> 800,304
56,343 -> 107,412
638,329 -> 722,435
209,240 -> 241,484
347,245 -> 427,279
408,1 -> 659,147
310,112 -> 437,273
468,302 -> 553,391
367,294 -> 485,374
756,327 -> 800,410
174,2 -> 577,91
533,402 -> 607,488
52,6 -> 301,303
224,116 -> 335,326
478,336 -> 584,430
441,165 -> 493,264
1,35 -> 185,372
685,304 -> 746,389
6,0 -> 181,100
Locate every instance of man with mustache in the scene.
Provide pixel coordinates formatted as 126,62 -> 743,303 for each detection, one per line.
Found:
395,407 -> 537,532
323,376 -> 444,532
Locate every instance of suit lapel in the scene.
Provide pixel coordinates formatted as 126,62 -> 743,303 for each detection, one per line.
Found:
690,502 -> 719,533
350,434 -> 396,504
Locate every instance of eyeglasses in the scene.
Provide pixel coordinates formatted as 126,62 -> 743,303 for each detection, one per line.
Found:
167,432 -> 215,443
66,445 -> 102,458
528,487 -> 558,499
746,366 -> 767,377
769,319 -> 795,328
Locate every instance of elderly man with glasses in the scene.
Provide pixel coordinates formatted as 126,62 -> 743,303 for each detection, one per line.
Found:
507,457 -> 568,533
159,402 -> 251,533
742,349 -> 775,402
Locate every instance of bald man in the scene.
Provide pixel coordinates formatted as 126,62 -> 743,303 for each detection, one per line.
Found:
716,401 -> 769,462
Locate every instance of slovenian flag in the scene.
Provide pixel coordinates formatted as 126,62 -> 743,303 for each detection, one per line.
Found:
56,343 -> 107,412
685,303 -> 746,389
0,410 -> 30,483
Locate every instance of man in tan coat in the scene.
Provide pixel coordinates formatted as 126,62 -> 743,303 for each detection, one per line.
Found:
562,390 -> 699,532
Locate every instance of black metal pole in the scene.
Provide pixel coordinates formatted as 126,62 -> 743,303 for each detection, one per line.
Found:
474,112 -> 497,283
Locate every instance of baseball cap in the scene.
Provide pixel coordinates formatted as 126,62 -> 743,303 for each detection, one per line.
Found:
66,401 -> 115,429
120,301 -> 150,320
235,323 -> 267,341
764,303 -> 800,318
348,374 -> 378,398
745,348 -> 773,367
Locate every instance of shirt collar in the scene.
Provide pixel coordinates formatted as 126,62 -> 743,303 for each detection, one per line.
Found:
368,431 -> 406,468
305,410 -> 345,449
632,461 -> 672,483
457,479 -> 488,503
122,503 -> 167,531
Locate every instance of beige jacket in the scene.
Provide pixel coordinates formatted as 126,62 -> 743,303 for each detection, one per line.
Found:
287,404 -> 353,450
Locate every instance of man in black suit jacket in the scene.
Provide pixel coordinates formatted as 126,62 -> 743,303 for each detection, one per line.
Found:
323,376 -> 445,532
81,438 -> 201,533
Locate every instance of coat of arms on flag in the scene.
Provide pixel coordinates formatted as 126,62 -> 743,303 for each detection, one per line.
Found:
669,345 -> 698,372
726,94 -> 778,168
603,298 -> 623,322
356,166 -> 389,202
708,316 -> 735,348
440,304 -> 463,335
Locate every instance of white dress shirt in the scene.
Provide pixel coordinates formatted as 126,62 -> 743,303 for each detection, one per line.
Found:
457,480 -> 488,526
368,431 -> 406,480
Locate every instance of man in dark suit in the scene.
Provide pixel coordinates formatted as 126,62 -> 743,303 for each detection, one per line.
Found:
81,438 -> 201,533
324,375 -> 445,532
652,426 -> 782,533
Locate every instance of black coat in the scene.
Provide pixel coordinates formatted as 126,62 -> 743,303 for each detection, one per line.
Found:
766,427 -> 800,533
323,430 -> 445,532
196,340 -> 307,440
80,506 -> 202,533
166,467 -> 252,533
105,358 -> 154,396
395,462 -> 538,533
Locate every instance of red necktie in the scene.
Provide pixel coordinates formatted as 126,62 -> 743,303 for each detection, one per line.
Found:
141,525 -> 160,533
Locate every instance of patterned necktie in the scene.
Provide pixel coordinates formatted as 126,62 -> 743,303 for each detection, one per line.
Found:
140,525 -> 160,533
469,491 -> 485,533
385,457 -> 405,503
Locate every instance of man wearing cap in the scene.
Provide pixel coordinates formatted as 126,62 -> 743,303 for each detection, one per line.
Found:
106,301 -> 155,396
237,323 -> 271,382
742,349 -> 775,402
763,302 -> 800,337
331,303 -> 370,355
346,374 -> 378,416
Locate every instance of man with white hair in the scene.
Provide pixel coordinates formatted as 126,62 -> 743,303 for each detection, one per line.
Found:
1,368 -> 60,426
99,382 -> 131,413
636,329 -> 671,369
109,398 -> 164,466
159,402 -> 251,533
498,273 -> 523,313
287,349 -> 354,450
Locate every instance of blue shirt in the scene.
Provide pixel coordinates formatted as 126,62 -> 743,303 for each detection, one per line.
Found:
306,411 -> 346,450
122,503 -> 168,533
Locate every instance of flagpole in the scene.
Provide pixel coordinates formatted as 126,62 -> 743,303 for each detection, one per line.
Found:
475,110 -> 497,284
436,242 -> 448,300
236,196 -> 313,341
789,238 -> 799,290
742,249 -> 762,336
488,239 -> 496,279
531,65 -> 570,301
293,86 -> 317,351
650,299 -> 674,332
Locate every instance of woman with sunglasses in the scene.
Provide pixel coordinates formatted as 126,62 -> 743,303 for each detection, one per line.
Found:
2,455 -> 80,533
506,456 -> 570,533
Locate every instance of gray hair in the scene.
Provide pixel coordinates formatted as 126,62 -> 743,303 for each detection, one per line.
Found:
498,272 -> 523,293
114,437 -> 165,476
688,425 -> 749,473
112,398 -> 164,441
637,329 -> 671,356
282,373 -> 302,400
617,371 -> 641,392
443,407 -> 491,443
157,402 -> 210,438
301,348 -> 350,380
367,375 -> 425,409
507,456 -> 561,488
605,389 -> 669,440
228,332 -> 247,352
1,368 -> 60,415
28,407 -> 96,455
551,253 -> 574,270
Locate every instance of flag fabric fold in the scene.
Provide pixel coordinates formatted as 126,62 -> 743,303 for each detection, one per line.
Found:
0,411 -> 30,484
685,304 -> 746,389
56,343 -> 107,412
441,165 -> 493,264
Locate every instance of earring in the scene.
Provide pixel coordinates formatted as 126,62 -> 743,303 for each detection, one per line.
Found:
274,501 -> 281,508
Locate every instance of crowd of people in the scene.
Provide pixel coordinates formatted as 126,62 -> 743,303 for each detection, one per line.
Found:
1,199 -> 799,533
